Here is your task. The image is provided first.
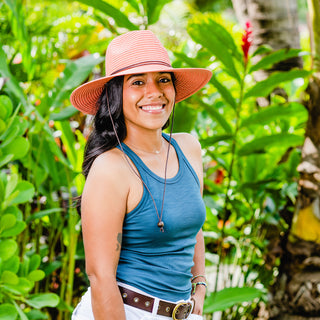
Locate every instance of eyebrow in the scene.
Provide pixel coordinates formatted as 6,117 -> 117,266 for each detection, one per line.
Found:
125,72 -> 171,82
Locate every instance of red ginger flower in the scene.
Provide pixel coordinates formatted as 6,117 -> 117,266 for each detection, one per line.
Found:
241,21 -> 253,66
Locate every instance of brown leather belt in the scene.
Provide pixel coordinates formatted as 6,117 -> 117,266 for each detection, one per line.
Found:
119,285 -> 194,319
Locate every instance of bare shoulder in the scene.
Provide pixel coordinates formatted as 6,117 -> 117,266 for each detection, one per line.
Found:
172,132 -> 202,155
172,133 -> 203,190
83,147 -> 131,204
89,147 -> 127,179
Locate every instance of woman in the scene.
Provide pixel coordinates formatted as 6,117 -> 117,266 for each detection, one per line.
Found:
70,30 -> 212,320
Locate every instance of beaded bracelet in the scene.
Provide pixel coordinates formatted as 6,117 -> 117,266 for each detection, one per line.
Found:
191,274 -> 207,282
192,281 -> 207,294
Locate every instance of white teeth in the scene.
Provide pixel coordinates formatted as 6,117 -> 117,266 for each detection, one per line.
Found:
141,105 -> 164,111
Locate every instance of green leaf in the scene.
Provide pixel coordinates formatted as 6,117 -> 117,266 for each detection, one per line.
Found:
25,310 -> 49,320
0,47 -> 29,111
237,133 -> 304,156
0,214 -> 16,233
10,181 -> 35,205
240,102 -> 307,128
0,95 -> 13,120
251,44 -> 273,57
0,154 -> 14,168
200,134 -> 234,147
25,293 -> 60,309
199,101 -> 233,133
244,69 -> 311,100
76,0 -> 138,30
49,106 -> 79,121
42,261 -> 63,276
1,270 -> 19,285
26,208 -> 62,223
209,73 -> 237,110
0,118 -> 6,135
0,304 -> 18,320
2,255 -> 20,273
126,0 -> 140,13
0,239 -> 17,260
0,176 -> 4,203
1,221 -> 26,237
1,136 -> 29,161
55,121 -> 77,168
144,0 -> 171,25
48,54 -> 104,112
29,254 -> 41,272
0,125 -> 20,148
4,277 -> 33,295
188,14 -> 241,82
12,300 -> 28,320
249,48 -> 307,73
204,287 -> 263,313
27,270 -> 45,282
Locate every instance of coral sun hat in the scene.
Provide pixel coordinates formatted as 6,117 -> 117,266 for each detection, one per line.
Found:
70,30 -> 212,115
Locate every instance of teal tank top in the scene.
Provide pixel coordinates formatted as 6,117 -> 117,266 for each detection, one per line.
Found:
116,133 -> 206,301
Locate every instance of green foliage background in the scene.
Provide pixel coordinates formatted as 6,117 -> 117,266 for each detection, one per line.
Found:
0,0 -> 310,319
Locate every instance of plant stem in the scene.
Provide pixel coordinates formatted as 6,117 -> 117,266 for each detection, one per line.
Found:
215,67 -> 247,293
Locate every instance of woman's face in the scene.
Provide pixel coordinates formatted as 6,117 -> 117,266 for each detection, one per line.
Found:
122,72 -> 175,132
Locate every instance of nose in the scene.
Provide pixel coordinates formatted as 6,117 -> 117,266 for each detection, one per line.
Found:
145,79 -> 163,98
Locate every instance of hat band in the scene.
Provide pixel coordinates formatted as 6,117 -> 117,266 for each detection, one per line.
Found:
110,61 -> 172,75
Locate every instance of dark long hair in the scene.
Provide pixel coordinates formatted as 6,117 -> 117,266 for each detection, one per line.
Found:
82,76 -> 125,179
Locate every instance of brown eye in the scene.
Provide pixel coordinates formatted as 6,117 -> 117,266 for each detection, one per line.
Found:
159,77 -> 171,83
132,80 -> 144,86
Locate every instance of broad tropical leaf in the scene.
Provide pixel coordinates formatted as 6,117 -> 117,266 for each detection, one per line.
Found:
204,287 -> 263,313
244,70 -> 311,100
76,0 -> 138,30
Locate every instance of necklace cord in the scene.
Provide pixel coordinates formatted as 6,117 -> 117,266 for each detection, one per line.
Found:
105,92 -> 175,232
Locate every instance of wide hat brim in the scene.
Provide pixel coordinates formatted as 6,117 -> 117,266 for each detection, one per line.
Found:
70,64 -> 212,115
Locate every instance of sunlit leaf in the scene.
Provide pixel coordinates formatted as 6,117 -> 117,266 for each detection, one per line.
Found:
49,106 -> 79,121
200,134 -> 234,147
0,304 -> 18,320
188,14 -> 241,82
0,239 -> 17,260
143,0 -> 171,25
10,181 -> 35,205
26,208 -> 62,223
209,73 -> 237,110
25,293 -> 60,309
244,70 -> 311,100
240,102 -> 307,128
76,0 -> 138,30
1,136 -> 29,161
237,133 -> 304,156
249,48 -> 307,73
204,287 -> 263,313
0,95 -> 13,120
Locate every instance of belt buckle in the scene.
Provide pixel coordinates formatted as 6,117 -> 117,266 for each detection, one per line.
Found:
172,300 -> 194,320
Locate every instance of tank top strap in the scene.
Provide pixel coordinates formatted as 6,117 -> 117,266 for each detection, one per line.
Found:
162,133 -> 200,187
116,143 -> 149,180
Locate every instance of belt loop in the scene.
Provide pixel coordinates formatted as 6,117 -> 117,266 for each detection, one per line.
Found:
152,297 -> 160,317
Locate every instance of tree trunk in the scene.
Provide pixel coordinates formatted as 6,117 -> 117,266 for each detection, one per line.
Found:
232,0 -> 320,319
232,0 -> 302,104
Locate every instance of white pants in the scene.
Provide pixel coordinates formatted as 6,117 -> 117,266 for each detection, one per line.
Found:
72,283 -> 203,320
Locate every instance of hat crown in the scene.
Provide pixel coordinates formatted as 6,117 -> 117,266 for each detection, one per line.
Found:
105,30 -> 171,76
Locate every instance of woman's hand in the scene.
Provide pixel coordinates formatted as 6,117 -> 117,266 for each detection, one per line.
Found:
192,284 -> 206,315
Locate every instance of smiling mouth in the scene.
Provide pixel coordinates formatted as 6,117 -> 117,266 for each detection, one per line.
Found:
139,104 -> 165,111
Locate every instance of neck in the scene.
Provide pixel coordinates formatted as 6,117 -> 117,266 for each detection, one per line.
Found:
123,128 -> 164,154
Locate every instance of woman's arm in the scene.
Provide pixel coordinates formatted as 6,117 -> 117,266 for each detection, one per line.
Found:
81,150 -> 129,320
191,229 -> 206,315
